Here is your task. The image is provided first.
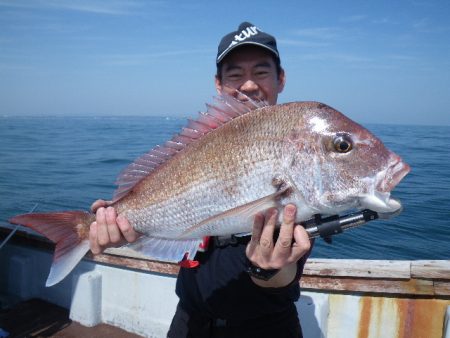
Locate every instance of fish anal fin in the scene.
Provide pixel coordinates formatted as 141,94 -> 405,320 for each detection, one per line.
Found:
121,237 -> 203,263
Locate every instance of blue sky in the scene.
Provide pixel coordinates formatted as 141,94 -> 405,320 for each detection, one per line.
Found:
1,0 -> 449,126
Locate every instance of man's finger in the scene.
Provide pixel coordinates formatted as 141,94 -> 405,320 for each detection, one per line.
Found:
91,199 -> 109,213
89,221 -> 101,254
258,208 -> 277,259
117,214 -> 138,243
274,204 -> 296,256
105,207 -> 121,244
96,207 -> 110,247
248,212 -> 265,255
290,225 -> 311,261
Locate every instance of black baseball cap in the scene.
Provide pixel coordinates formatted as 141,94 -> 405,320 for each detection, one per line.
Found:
216,22 -> 279,64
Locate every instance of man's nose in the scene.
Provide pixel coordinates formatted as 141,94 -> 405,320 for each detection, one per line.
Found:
239,79 -> 259,93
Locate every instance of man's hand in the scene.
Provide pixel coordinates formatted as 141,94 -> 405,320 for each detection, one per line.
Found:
89,200 -> 139,254
246,204 -> 311,287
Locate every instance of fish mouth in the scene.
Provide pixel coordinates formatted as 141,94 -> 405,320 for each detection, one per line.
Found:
360,157 -> 410,214
377,158 -> 410,193
360,192 -> 403,214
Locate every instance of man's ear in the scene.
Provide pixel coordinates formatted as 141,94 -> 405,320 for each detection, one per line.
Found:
278,68 -> 286,94
215,75 -> 223,95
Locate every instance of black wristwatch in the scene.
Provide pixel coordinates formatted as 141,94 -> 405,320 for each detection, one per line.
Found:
246,261 -> 280,281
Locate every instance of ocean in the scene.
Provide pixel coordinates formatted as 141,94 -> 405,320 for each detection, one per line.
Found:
0,115 -> 449,260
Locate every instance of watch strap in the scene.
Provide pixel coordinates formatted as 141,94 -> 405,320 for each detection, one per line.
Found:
246,262 -> 280,281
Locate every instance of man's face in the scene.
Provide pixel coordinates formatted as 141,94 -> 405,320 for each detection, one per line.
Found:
215,46 -> 285,106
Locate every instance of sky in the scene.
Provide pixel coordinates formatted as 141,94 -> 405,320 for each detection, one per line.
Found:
0,0 -> 449,126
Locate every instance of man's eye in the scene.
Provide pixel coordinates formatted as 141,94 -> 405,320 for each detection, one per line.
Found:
255,71 -> 269,78
226,73 -> 241,80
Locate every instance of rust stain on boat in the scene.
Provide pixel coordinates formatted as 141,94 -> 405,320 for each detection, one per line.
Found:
357,297 -> 372,338
396,299 -> 414,338
397,298 -> 449,338
356,296 -> 449,338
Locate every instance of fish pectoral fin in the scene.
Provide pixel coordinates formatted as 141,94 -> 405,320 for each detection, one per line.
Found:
179,186 -> 290,238
120,237 -> 202,262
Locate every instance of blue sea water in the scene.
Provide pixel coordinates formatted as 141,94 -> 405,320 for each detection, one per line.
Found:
0,116 -> 449,260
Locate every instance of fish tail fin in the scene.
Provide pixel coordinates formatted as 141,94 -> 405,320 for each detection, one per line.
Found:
9,211 -> 94,286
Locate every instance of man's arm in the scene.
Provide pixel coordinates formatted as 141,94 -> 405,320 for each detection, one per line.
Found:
246,204 -> 311,288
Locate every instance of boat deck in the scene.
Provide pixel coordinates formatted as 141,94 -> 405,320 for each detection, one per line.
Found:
0,298 -> 142,338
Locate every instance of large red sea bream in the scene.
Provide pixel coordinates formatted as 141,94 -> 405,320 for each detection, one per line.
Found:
9,95 -> 410,286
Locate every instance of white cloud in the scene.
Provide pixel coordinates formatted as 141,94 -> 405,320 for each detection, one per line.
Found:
292,27 -> 342,40
277,38 -> 331,48
340,15 -> 367,23
371,17 -> 395,25
413,17 -> 450,33
95,49 -> 213,66
297,52 -> 373,63
413,17 -> 431,30
0,0 -> 150,15
0,62 -> 34,71
386,54 -> 417,62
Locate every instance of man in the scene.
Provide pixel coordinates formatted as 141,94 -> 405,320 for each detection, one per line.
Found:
89,22 -> 312,338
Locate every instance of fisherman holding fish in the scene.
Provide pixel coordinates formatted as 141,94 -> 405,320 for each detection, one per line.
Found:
91,22 -> 312,337
11,21 -> 410,338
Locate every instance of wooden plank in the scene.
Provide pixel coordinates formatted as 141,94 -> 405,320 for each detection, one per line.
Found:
411,260 -> 450,280
91,252 -> 441,295
86,253 -> 179,276
300,275 -> 435,295
105,247 -> 155,260
434,281 -> 450,296
303,259 -> 411,279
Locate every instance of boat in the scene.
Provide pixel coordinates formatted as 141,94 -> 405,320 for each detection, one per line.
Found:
1,224 -> 449,338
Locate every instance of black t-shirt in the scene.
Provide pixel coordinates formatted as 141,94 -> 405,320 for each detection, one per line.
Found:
175,236 -> 310,322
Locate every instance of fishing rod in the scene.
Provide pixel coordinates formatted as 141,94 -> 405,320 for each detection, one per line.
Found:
219,207 -> 403,247
301,207 -> 403,243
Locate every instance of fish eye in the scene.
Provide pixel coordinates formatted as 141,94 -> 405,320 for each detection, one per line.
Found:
333,134 -> 353,153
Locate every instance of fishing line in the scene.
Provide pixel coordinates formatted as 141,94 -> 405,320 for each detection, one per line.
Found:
0,203 -> 39,250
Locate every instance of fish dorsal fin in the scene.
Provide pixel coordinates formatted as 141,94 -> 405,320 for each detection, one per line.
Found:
113,93 -> 268,201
